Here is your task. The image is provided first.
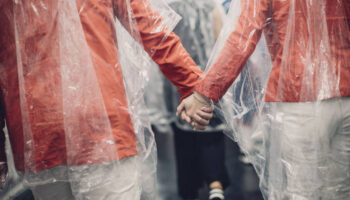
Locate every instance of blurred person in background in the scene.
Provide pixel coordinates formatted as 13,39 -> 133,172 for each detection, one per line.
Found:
163,1 -> 229,199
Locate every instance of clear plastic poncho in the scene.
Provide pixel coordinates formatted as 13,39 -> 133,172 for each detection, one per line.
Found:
0,0 -> 180,199
202,0 -> 350,199
162,0 -> 225,131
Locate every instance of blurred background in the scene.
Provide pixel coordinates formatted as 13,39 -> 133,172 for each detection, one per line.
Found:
154,126 -> 263,200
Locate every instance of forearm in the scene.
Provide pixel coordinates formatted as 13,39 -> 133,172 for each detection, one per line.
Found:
195,30 -> 261,102
195,0 -> 269,102
114,0 -> 202,97
151,33 -> 202,97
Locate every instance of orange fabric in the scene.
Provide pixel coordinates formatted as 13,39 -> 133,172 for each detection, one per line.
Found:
196,0 -> 350,102
0,0 -> 201,171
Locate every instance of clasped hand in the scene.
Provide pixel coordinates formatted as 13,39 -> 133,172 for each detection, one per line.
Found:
176,92 -> 214,130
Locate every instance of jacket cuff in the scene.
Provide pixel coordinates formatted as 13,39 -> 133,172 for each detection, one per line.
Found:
194,82 -> 220,103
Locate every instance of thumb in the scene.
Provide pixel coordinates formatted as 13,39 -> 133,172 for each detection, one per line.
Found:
176,101 -> 185,116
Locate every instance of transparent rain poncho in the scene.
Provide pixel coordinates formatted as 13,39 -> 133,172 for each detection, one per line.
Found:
198,0 -> 350,199
161,0 -> 225,132
0,0 -> 186,199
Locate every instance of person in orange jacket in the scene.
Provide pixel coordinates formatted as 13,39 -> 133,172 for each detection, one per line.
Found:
0,0 -> 213,199
178,0 -> 350,199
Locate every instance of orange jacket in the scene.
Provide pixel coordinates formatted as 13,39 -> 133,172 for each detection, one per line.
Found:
0,0 -> 202,171
196,0 -> 350,102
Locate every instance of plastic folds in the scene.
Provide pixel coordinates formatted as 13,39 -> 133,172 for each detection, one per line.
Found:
160,0 -> 225,131
198,0 -> 350,199
0,0 -> 183,199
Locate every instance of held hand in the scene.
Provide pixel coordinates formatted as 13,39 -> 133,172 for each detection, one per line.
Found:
191,106 -> 214,130
176,92 -> 214,130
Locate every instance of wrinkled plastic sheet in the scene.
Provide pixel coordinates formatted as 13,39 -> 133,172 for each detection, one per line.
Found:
150,0 -> 224,132
0,0 -> 180,199
202,0 -> 350,199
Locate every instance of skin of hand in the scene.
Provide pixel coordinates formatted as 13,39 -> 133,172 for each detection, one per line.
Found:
176,92 -> 214,130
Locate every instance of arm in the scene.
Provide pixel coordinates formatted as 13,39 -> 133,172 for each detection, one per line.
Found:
113,0 -> 202,98
195,0 -> 270,102
212,6 -> 223,39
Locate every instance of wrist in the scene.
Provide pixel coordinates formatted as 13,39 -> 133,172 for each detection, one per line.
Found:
193,92 -> 213,106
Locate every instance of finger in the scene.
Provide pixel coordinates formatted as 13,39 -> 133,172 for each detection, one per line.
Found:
180,110 -> 186,121
200,105 -> 215,113
193,114 -> 210,126
181,111 -> 192,123
191,121 -> 205,131
194,123 -> 206,130
196,110 -> 213,120
191,121 -> 196,127
176,102 -> 185,116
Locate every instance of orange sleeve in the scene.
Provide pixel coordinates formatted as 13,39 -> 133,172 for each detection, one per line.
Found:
114,0 -> 202,98
195,0 -> 270,102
